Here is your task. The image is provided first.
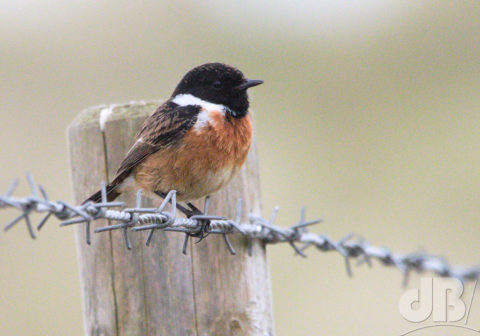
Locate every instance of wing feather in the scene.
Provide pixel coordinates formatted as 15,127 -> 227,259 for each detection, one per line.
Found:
111,102 -> 200,184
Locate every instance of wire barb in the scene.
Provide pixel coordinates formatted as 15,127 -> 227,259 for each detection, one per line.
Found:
1,175 -> 479,282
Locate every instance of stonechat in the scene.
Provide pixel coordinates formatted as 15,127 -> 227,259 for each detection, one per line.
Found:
84,63 -> 263,219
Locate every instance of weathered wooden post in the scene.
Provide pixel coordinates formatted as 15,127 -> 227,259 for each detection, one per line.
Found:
67,102 -> 274,336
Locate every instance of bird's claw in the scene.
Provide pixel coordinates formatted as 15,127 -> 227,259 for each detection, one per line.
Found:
187,213 -> 211,242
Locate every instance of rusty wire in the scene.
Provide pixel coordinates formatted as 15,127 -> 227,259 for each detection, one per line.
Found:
1,174 -> 479,283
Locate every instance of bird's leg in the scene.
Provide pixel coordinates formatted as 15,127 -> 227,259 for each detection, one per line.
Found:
186,202 -> 202,214
154,191 -> 210,240
154,191 -> 196,217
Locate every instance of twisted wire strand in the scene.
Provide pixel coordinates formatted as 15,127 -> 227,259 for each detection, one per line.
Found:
1,174 -> 479,282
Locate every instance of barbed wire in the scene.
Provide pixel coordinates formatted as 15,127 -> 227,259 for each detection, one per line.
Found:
1,174 -> 479,284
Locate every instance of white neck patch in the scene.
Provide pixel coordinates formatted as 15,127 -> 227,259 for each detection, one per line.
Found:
172,94 -> 227,131
172,94 -> 226,112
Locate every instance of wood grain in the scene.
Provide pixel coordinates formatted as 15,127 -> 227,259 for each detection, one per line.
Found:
67,102 -> 274,336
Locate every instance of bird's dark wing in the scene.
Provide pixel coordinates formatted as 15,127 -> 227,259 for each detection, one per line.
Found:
112,101 -> 200,184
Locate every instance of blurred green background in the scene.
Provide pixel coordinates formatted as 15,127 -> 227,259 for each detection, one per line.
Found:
1,1 -> 479,335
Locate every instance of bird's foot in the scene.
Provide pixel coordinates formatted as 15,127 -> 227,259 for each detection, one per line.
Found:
185,202 -> 210,242
154,191 -> 210,241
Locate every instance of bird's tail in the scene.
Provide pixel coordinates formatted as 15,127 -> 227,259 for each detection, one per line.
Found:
82,183 -> 121,204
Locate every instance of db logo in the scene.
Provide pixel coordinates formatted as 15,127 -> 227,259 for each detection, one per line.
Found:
399,277 -> 466,322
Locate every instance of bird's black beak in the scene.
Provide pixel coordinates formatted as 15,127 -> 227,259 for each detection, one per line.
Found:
235,79 -> 264,91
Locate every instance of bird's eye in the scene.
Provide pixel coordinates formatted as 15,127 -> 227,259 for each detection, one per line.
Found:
212,80 -> 222,90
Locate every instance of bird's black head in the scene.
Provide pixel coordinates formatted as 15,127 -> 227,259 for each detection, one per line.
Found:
171,63 -> 263,118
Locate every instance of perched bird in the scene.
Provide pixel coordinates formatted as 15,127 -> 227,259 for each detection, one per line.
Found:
84,62 -> 263,219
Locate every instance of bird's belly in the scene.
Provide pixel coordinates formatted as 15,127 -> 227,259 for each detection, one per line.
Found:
133,114 -> 252,201
133,149 -> 242,201
180,166 -> 239,200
